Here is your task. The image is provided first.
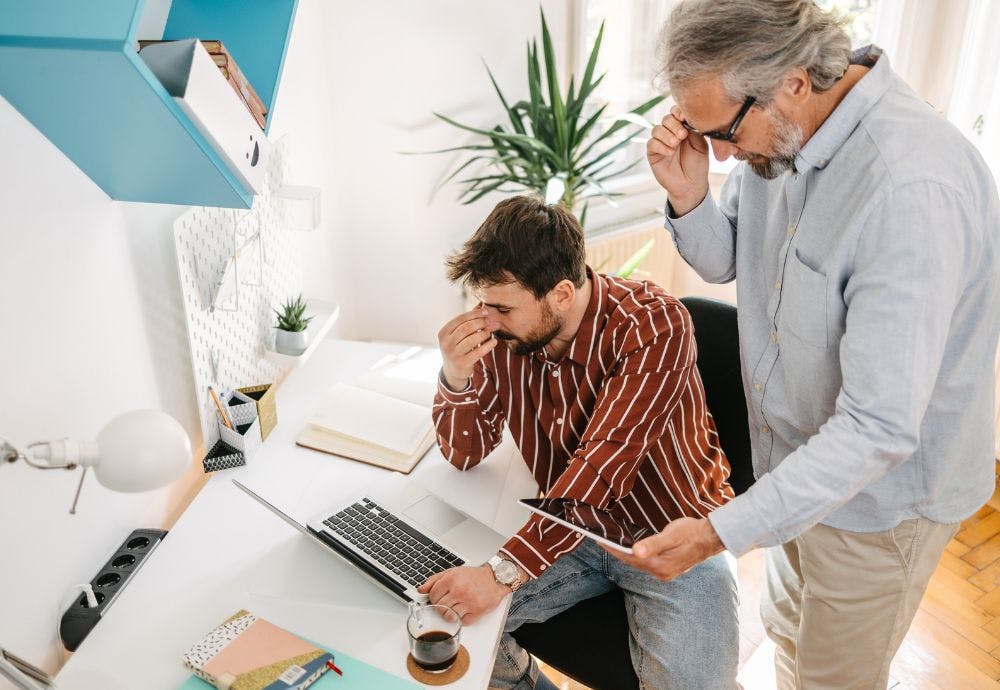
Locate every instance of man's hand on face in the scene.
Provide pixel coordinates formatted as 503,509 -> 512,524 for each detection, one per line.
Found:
647,105 -> 711,216
600,516 -> 725,581
437,306 -> 501,391
417,565 -> 510,625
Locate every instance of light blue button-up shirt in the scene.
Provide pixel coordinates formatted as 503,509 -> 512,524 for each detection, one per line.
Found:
665,46 -> 1000,557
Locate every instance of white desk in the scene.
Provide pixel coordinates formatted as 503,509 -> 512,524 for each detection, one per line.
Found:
57,339 -> 538,690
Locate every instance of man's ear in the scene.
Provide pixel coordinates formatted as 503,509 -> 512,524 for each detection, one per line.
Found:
776,66 -> 812,107
548,279 -> 576,313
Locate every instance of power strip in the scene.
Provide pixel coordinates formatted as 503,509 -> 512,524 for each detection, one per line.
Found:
59,528 -> 167,651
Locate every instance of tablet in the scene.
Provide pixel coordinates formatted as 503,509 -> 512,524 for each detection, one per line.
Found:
518,498 -> 650,554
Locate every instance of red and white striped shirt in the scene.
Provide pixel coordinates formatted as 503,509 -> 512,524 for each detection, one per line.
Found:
433,270 -> 734,578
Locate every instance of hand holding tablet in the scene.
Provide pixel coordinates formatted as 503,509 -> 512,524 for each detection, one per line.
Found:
518,498 -> 650,555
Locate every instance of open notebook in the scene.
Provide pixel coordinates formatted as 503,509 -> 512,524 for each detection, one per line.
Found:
296,347 -> 441,473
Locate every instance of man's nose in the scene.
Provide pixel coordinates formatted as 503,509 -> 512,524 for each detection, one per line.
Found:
711,139 -> 739,161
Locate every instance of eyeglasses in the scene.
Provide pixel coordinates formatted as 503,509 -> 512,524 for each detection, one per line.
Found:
682,96 -> 756,142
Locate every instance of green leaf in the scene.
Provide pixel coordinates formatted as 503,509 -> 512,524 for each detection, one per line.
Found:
574,95 -> 666,164
484,60 -> 526,136
572,101 -> 609,151
574,20 -> 605,114
540,8 -> 567,161
433,113 -> 560,164
577,126 -> 648,175
615,238 -> 655,278
464,178 -> 510,204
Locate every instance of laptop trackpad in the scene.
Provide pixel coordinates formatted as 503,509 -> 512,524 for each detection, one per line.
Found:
403,494 -> 466,535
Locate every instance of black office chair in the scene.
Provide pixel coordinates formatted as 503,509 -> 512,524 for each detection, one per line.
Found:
510,296 -> 752,690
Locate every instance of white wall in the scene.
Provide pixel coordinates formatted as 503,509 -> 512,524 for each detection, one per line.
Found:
301,0 -> 570,344
0,1 -> 568,682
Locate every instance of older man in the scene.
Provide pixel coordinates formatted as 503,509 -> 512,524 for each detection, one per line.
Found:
620,1 -> 1000,688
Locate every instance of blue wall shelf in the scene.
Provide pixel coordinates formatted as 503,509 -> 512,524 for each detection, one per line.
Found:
0,0 -> 298,208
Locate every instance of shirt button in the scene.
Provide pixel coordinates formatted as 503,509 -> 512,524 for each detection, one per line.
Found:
540,564 -> 547,570
552,370 -> 560,378
464,397 -> 472,402
462,430 -> 469,436
762,426 -> 770,434
771,332 -> 779,343
575,533 -> 583,539
754,383 -> 762,391
788,226 -> 796,236
775,281 -> 781,289
555,418 -> 563,425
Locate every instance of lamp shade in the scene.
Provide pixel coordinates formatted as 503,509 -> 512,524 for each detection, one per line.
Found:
94,410 -> 190,492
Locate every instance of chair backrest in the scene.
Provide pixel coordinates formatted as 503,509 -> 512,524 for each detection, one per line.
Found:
679,296 -> 754,496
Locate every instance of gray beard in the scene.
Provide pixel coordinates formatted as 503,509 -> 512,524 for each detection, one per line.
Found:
740,109 -> 804,180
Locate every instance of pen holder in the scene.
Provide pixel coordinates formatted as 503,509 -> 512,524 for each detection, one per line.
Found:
202,439 -> 245,473
224,389 -> 259,428
216,408 -> 261,461
237,383 -> 277,440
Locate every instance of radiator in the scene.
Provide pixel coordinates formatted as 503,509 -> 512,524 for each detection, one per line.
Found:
586,221 -> 676,288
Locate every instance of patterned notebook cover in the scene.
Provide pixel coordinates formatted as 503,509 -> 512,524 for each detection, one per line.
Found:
183,610 -> 333,690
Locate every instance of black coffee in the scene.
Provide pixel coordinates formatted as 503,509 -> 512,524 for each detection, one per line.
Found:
413,630 -> 459,672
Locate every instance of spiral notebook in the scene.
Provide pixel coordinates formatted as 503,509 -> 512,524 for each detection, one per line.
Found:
177,641 -> 419,690
182,610 -> 332,690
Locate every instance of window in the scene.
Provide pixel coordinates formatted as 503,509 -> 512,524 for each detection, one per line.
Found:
572,1 -> 677,232
947,0 -> 1000,189
816,0 -> 880,47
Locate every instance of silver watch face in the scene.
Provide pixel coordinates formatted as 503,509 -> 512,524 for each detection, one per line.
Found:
494,558 -> 519,584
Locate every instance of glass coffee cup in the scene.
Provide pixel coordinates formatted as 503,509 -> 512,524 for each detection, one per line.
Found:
407,603 -> 462,673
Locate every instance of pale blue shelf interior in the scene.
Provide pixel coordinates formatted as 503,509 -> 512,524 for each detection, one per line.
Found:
0,0 -> 298,208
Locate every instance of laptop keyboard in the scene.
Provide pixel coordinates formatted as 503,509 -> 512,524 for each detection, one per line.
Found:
323,498 -> 465,587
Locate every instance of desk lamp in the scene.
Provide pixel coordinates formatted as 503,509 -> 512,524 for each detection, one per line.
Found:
1,409 -> 191,510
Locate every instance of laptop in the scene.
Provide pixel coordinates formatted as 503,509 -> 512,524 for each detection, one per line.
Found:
233,477 -> 506,603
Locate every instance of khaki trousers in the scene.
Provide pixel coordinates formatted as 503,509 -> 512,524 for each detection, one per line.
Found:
761,518 -> 959,690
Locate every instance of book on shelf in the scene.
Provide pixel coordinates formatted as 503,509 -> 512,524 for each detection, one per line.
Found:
139,39 -> 270,193
182,610 -> 333,690
296,347 -> 442,473
139,39 -> 267,130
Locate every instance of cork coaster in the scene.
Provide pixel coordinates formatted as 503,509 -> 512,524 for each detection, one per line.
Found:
406,645 -> 470,685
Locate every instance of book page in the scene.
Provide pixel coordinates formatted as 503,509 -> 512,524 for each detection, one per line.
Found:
307,383 -> 432,456
354,348 -> 442,407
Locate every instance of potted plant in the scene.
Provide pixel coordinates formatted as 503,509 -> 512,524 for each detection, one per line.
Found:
425,9 -> 666,226
273,294 -> 313,355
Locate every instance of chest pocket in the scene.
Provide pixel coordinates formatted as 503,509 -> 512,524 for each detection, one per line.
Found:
780,249 -> 829,348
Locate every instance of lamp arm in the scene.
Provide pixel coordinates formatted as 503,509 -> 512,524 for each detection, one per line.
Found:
0,437 -> 98,471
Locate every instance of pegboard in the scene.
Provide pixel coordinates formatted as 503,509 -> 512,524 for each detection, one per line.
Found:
173,136 -> 304,448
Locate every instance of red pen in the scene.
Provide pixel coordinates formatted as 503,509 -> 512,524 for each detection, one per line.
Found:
326,658 -> 344,676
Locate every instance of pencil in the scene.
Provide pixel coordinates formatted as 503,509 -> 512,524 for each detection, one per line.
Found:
208,386 -> 234,430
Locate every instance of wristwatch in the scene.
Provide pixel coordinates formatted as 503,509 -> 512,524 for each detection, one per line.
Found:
486,555 -> 524,592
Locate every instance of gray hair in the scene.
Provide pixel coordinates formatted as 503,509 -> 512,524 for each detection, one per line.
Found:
656,0 -> 852,104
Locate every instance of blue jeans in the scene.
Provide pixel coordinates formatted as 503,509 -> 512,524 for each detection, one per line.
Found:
492,540 -> 739,690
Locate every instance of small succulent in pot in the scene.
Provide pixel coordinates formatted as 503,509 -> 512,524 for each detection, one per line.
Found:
273,294 -> 314,355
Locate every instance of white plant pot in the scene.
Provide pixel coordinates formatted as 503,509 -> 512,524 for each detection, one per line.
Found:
275,327 -> 309,355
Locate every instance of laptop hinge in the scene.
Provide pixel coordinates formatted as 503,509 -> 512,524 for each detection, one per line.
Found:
308,527 -> 412,601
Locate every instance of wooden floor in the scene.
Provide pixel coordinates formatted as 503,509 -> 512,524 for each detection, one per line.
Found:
539,464 -> 1000,689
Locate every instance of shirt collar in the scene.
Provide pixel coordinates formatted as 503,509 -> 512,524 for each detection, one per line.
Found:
795,44 -> 891,173
538,267 -> 605,367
